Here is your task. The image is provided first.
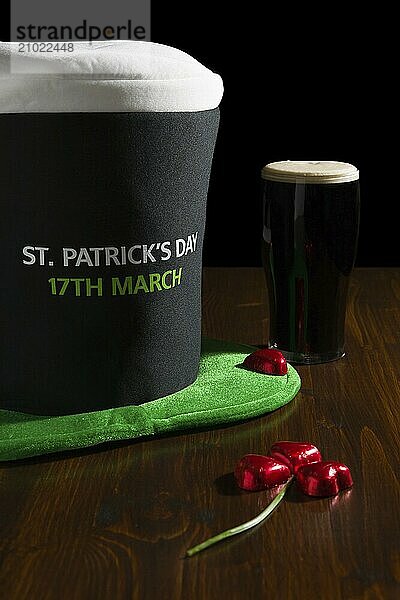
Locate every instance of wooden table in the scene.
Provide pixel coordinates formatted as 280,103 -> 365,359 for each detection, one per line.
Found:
1,268 -> 399,599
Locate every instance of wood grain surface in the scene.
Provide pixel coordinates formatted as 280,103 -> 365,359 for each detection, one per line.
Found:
1,268 -> 399,600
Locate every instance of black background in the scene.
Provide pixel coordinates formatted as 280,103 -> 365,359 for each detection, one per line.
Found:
1,3 -> 395,266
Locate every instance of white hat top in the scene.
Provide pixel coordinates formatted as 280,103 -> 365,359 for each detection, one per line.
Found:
0,41 -> 223,114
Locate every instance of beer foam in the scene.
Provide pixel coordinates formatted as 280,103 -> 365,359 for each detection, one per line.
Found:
262,161 -> 359,184
0,41 -> 223,113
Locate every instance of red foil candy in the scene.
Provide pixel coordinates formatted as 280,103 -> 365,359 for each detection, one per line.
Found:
235,454 -> 292,491
269,441 -> 322,474
296,461 -> 353,497
243,349 -> 288,376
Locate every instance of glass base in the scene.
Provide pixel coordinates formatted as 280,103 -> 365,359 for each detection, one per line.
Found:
268,344 -> 345,365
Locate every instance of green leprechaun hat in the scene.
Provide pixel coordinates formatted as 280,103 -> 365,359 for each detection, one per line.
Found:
0,43 -> 300,461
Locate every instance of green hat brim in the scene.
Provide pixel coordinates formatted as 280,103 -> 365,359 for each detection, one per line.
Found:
0,338 -> 301,461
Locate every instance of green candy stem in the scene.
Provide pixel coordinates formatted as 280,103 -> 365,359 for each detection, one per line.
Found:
186,476 -> 293,557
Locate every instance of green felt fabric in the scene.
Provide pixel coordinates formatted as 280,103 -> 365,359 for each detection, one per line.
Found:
0,339 -> 301,461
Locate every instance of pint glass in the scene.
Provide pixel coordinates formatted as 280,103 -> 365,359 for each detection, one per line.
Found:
262,161 -> 360,364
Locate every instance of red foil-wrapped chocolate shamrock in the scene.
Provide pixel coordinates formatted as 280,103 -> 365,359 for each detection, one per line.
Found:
186,441 -> 353,557
235,441 -> 353,498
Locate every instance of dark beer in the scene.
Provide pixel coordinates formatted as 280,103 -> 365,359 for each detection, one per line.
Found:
262,161 -> 360,364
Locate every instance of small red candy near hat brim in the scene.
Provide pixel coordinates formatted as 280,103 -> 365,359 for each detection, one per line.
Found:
296,461 -> 353,497
235,454 -> 292,491
243,349 -> 288,376
269,441 -> 322,474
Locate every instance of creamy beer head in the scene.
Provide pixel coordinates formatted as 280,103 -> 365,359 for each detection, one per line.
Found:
262,161 -> 359,184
